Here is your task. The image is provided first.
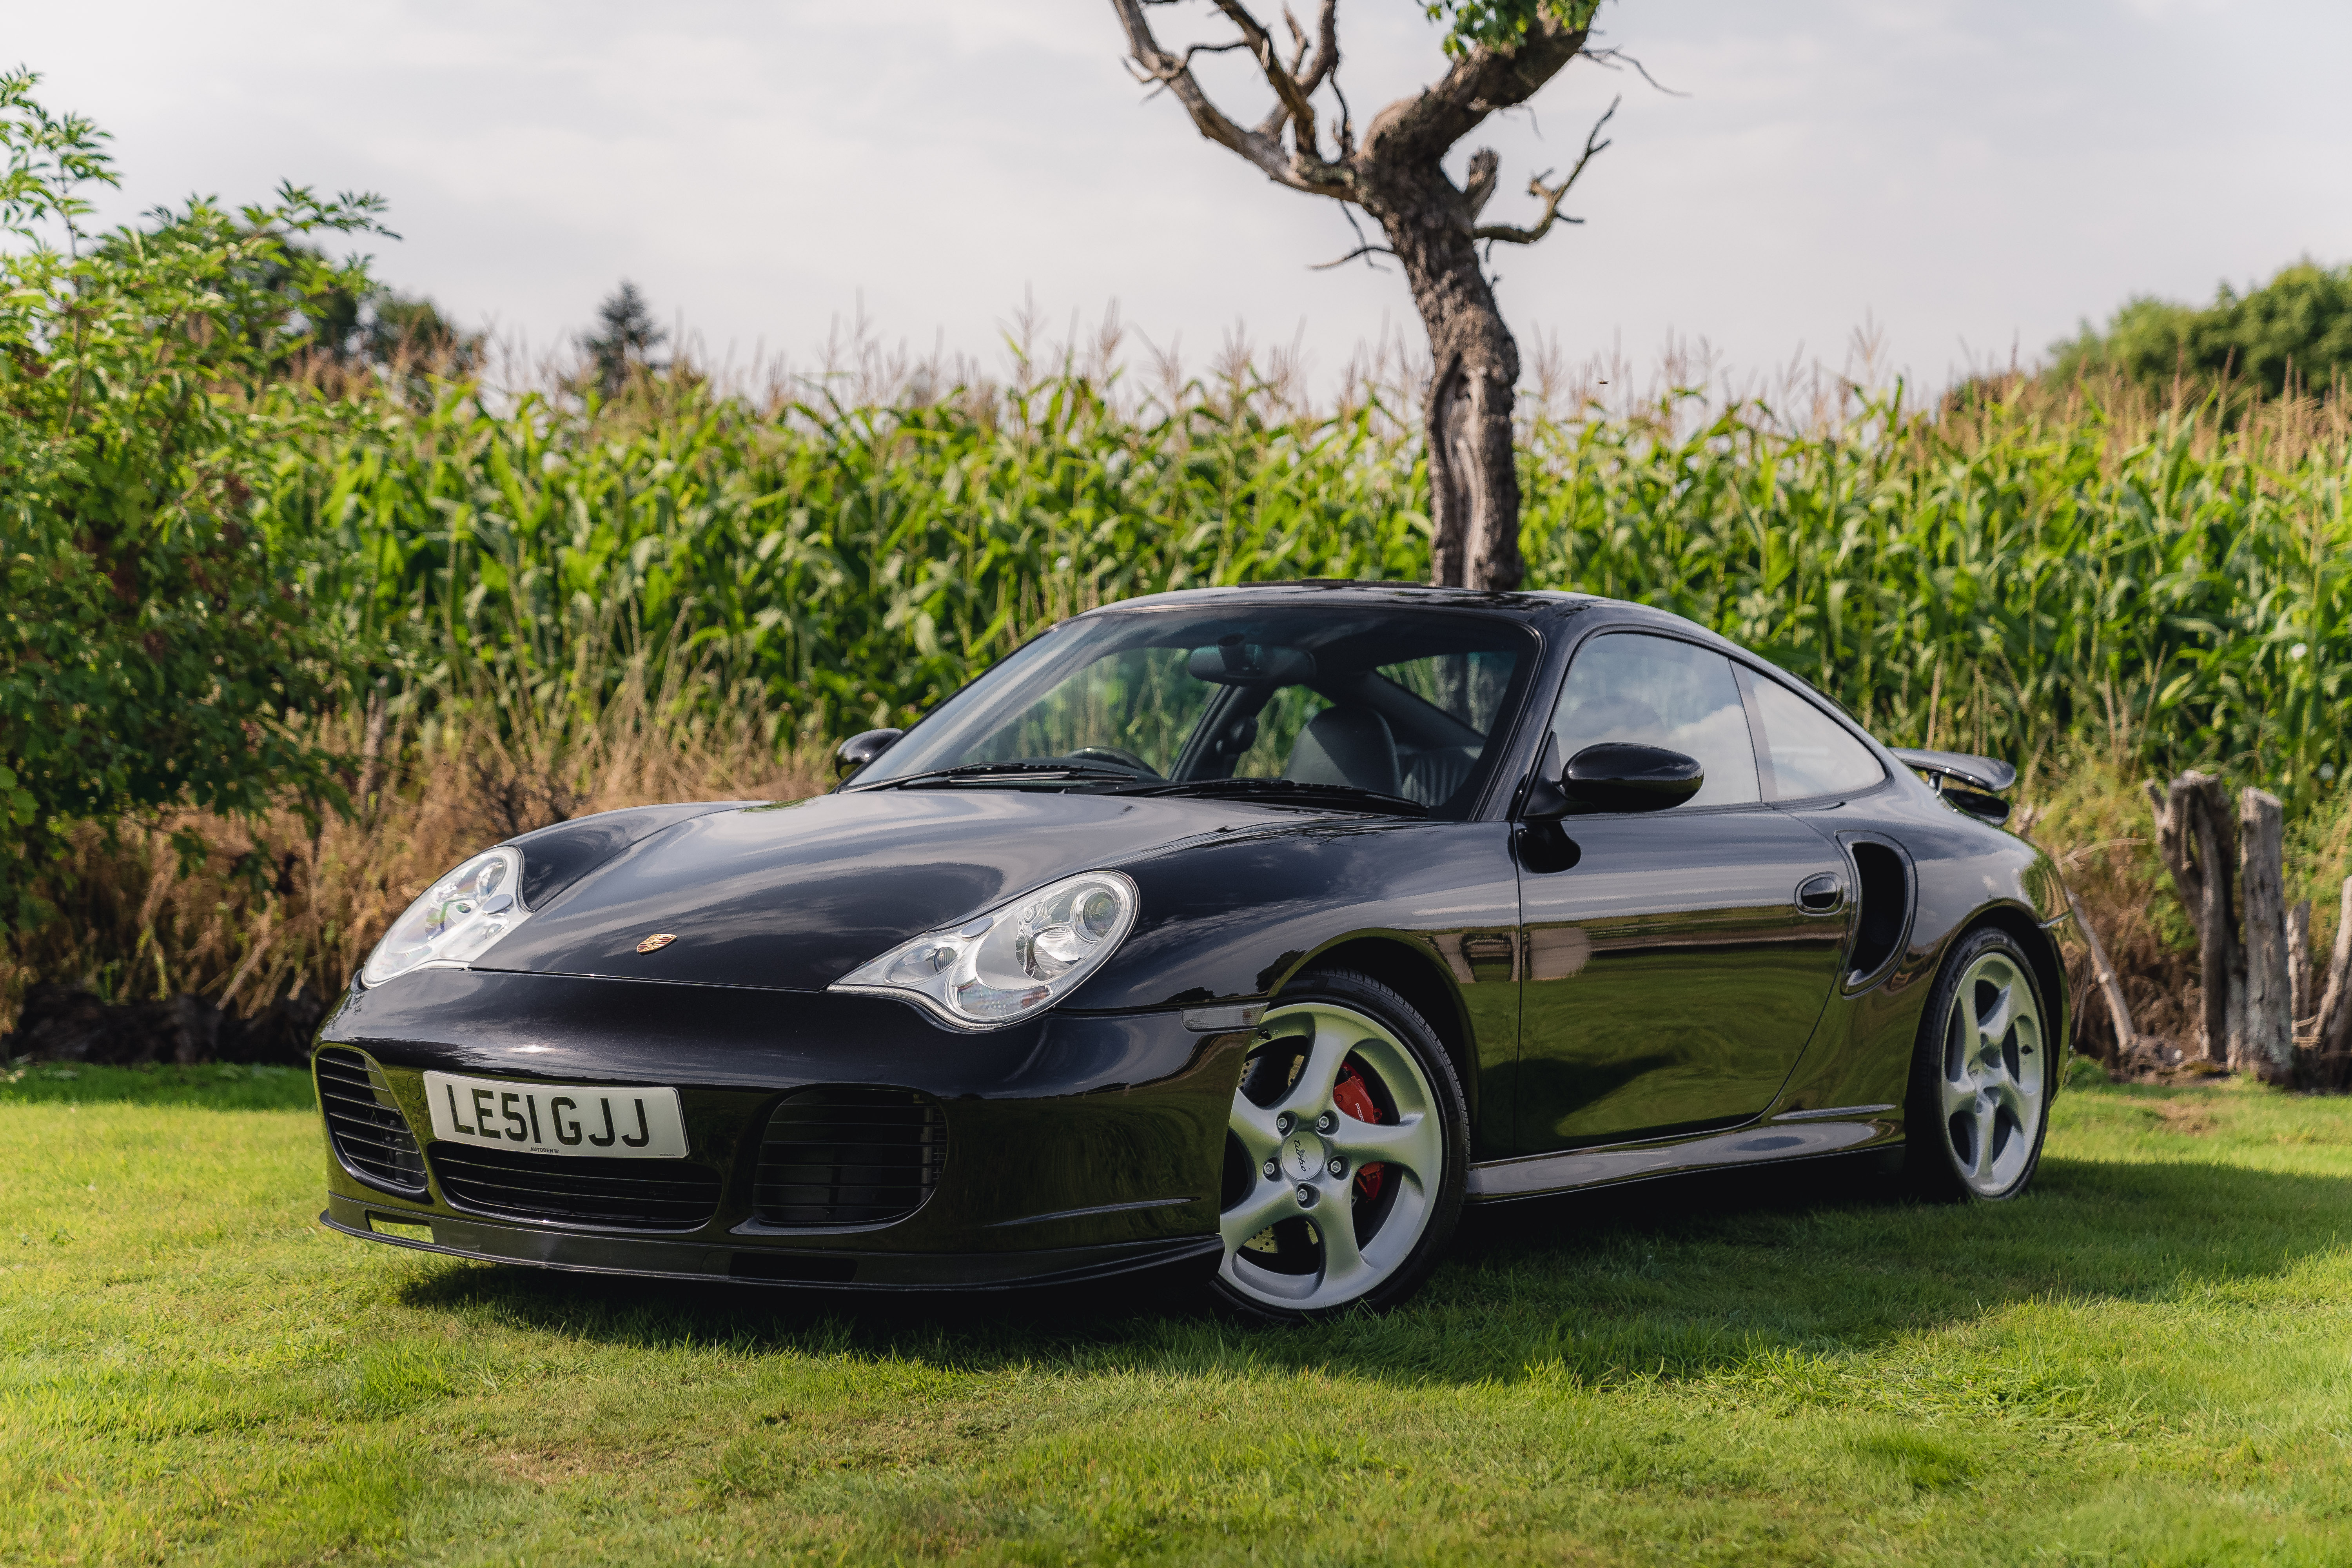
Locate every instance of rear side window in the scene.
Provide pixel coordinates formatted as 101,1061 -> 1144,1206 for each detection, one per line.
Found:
1737,669 -> 1885,800
1549,633 -> 1761,808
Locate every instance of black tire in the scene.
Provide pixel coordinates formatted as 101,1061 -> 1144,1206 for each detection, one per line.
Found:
1207,967 -> 1470,1322
1901,926 -> 2056,1203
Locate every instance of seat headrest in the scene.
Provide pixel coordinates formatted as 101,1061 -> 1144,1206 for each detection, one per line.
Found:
1286,707 -> 1401,797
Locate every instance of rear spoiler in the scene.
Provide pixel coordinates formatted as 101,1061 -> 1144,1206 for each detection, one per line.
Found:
1891,748 -> 2016,824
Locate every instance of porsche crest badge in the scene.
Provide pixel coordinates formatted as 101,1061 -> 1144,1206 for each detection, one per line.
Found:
635,932 -> 678,954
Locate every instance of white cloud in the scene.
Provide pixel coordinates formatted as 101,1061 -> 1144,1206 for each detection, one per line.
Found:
13,0 -> 2350,391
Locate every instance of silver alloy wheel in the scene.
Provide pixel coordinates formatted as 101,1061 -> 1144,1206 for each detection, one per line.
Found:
1937,948 -> 2048,1196
1218,1000 -> 1447,1310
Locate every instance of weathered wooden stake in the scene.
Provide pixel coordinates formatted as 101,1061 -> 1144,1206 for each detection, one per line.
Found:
2237,788 -> 2293,1082
2147,772 -> 2239,1063
2067,884 -> 2140,1059
2288,897 -> 2313,1027
2316,878 -> 2352,1088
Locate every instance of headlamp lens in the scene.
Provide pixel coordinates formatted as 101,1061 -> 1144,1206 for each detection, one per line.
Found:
361,847 -> 531,987
833,870 -> 1139,1027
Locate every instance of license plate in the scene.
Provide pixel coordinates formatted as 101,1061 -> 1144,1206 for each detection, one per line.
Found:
423,1071 -> 689,1159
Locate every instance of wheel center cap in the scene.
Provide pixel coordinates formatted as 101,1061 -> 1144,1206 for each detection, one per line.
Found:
1283,1129 -> 1323,1182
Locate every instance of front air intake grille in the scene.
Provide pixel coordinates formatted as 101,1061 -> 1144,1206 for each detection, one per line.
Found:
755,1088 -> 946,1227
315,1047 -> 427,1195
426,1143 -> 722,1231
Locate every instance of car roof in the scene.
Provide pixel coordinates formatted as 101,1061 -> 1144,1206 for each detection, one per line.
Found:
1085,581 -> 1708,639
1080,582 -> 1851,720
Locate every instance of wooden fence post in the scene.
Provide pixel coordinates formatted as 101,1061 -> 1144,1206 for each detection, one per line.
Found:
2288,897 -> 2313,1028
2238,788 -> 2293,1082
2147,772 -> 2239,1064
2316,878 -> 2352,1091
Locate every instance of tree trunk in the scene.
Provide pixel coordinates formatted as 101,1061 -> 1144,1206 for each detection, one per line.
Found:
2238,787 -> 2293,1082
1376,204 -> 1523,592
1109,0 -> 1592,593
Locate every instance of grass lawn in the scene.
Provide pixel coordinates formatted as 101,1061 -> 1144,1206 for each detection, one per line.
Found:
5,1059 -> 2350,1565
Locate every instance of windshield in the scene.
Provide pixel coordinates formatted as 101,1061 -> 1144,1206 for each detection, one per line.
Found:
853,601 -> 1538,818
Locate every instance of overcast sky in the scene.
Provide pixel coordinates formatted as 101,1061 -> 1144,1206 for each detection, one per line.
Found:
16,1 -> 2351,395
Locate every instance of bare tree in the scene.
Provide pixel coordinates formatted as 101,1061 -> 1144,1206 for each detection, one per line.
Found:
1110,0 -> 1619,589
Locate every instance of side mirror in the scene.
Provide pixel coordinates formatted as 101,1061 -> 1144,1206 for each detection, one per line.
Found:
834,728 -> 904,781
1557,742 -> 1704,814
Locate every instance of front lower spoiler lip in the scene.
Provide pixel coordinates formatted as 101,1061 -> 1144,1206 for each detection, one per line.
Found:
320,1204 -> 1222,1292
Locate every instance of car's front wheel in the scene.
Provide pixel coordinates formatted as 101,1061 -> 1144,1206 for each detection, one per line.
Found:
1211,969 -> 1468,1319
1902,926 -> 2055,1201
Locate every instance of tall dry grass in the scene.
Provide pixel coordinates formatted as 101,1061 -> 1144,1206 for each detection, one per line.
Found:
0,679 -> 826,1034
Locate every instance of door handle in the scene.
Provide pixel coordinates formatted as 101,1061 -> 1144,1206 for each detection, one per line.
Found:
1797,873 -> 1845,914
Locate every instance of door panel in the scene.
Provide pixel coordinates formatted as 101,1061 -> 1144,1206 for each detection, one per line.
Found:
1508,629 -> 1850,1156
1514,810 -> 1849,1152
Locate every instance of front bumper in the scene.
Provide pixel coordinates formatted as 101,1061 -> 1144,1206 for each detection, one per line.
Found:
314,968 -> 1249,1290
321,1204 -> 1221,1290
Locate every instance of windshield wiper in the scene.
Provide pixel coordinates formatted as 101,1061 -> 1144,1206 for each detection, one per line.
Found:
1116,778 -> 1428,817
863,762 -> 1147,791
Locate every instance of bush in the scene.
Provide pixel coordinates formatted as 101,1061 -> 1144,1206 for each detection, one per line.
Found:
2051,259 -> 2352,397
0,71 -> 385,933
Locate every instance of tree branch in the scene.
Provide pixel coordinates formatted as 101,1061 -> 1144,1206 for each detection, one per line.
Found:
1111,0 -> 1347,194
1462,148 -> 1500,221
1254,2 -> 1339,145
1472,97 -> 1615,245
1152,38 -> 1254,83
1581,45 -> 1690,98
1310,243 -> 1395,270
1359,9 -> 1591,168
1212,0 -> 1327,161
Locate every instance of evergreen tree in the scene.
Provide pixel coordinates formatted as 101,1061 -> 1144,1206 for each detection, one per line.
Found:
582,281 -> 666,396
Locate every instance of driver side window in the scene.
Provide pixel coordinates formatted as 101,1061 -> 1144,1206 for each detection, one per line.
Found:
1548,633 -> 1762,808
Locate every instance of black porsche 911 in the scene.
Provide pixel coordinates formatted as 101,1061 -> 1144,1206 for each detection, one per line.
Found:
314,583 -> 2072,1318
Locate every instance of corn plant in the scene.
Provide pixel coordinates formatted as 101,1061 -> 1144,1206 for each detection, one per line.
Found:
258,367 -> 2352,811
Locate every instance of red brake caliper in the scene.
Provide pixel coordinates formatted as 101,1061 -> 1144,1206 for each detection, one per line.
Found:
1332,1062 -> 1385,1203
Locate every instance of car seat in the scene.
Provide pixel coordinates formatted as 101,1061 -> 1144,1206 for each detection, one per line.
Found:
1285,707 -> 1402,797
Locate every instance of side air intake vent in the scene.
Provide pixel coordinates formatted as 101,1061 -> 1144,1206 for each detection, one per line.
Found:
1847,841 -> 1912,984
315,1047 -> 428,1195
755,1088 -> 946,1228
426,1144 -> 722,1231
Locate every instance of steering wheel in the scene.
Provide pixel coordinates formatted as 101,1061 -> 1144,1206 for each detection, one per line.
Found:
1066,746 -> 1162,778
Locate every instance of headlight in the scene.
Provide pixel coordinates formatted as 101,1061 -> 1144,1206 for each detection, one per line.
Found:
361,847 -> 532,987
831,869 -> 1138,1028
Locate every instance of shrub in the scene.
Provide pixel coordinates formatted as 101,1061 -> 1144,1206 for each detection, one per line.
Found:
0,71 -> 385,932
2051,259 -> 2352,397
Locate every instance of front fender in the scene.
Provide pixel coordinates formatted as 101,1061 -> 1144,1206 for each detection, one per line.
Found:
1080,817 -> 1520,1014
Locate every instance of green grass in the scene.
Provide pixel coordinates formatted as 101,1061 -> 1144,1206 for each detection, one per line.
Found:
6,1067 -> 2352,1564
0,1062 -> 315,1111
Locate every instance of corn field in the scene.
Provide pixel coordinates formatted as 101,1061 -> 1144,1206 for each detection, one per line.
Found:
262,368 -> 2352,806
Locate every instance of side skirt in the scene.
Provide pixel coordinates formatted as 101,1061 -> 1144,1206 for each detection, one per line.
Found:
1465,1106 -> 1901,1201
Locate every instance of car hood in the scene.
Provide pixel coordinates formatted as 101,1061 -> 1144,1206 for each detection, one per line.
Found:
470,788 -> 1321,994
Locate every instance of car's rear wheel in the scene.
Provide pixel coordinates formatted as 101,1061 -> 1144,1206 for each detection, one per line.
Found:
1210,969 -> 1467,1319
1902,926 -> 2053,1201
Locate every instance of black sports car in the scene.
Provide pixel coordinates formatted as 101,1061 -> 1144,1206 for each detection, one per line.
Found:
315,584 -> 2072,1318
